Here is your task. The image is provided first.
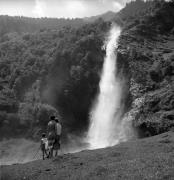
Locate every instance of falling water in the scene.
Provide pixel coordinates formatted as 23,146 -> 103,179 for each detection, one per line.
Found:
87,25 -> 126,149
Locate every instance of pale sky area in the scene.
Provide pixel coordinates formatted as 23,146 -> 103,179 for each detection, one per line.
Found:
0,0 -> 132,18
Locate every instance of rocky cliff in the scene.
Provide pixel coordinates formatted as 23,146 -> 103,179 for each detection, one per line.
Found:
118,0 -> 174,136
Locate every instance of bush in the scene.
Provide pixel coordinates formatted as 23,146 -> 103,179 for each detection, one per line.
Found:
36,103 -> 59,127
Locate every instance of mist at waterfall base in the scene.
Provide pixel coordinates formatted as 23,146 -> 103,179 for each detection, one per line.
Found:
87,25 -> 129,149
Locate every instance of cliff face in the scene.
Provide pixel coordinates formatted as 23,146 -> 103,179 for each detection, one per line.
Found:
117,0 -> 174,136
119,34 -> 174,136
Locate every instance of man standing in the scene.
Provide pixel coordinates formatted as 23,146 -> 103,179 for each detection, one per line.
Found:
54,118 -> 62,156
47,116 -> 56,158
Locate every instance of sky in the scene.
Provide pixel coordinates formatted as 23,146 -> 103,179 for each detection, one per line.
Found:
0,0 -> 132,18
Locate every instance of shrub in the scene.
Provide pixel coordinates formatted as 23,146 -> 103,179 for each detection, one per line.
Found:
36,103 -> 59,127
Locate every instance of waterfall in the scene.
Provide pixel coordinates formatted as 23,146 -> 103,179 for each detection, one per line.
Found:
87,25 -> 127,149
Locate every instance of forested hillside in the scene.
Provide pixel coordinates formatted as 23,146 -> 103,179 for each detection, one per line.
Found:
0,18 -> 110,139
0,16 -> 85,36
0,0 -> 174,140
118,0 -> 174,136
0,11 -> 116,36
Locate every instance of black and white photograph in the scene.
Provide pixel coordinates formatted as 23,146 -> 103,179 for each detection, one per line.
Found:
0,0 -> 174,179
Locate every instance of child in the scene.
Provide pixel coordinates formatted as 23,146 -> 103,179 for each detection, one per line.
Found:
40,133 -> 48,160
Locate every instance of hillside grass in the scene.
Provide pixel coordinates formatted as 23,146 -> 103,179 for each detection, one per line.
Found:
1,131 -> 174,180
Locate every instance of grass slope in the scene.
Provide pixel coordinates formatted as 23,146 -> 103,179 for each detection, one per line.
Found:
1,131 -> 174,180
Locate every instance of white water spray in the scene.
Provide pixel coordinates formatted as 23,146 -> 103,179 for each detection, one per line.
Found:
87,25 -> 127,149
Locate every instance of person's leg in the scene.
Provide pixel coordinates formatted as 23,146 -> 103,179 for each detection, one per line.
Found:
42,150 -> 45,160
48,141 -> 52,158
50,141 -> 54,158
54,135 -> 58,157
58,136 -> 61,156
50,146 -> 53,158
58,146 -> 61,156
44,149 -> 48,158
48,148 -> 51,158
55,150 -> 58,157
44,141 -> 49,158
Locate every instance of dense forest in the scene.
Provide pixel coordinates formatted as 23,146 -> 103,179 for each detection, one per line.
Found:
0,0 -> 174,140
0,18 -> 110,139
0,16 -> 85,36
119,0 -> 174,136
